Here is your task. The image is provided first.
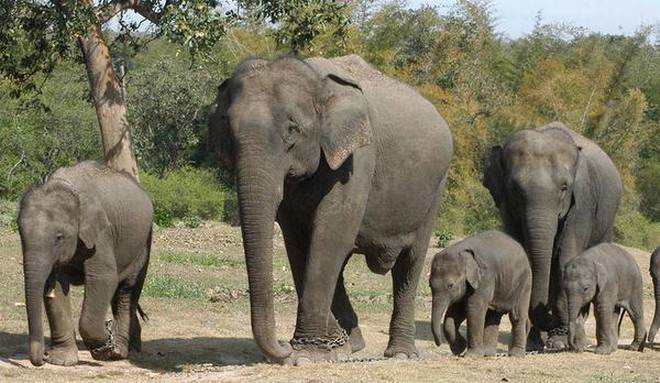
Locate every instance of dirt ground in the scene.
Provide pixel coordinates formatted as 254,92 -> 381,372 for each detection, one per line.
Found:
1,223 -> 659,382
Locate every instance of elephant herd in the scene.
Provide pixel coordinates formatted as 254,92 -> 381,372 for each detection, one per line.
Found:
15,54 -> 660,367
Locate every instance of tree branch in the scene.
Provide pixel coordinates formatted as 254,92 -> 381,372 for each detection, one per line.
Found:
96,0 -> 165,24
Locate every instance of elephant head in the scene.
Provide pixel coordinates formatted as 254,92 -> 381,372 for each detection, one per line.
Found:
562,257 -> 601,351
18,179 -> 109,366
483,123 -> 583,329
208,57 -> 372,361
429,247 -> 483,346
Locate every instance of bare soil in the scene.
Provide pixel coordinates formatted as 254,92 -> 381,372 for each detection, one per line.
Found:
1,223 -> 659,382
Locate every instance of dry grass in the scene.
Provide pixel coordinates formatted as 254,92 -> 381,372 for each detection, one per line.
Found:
1,223 -> 659,382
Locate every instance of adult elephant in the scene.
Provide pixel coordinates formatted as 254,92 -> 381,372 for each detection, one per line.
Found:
209,55 -> 453,365
483,122 -> 621,351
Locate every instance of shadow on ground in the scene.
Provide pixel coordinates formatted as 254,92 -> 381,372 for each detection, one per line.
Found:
1,332 -> 264,372
132,337 -> 265,371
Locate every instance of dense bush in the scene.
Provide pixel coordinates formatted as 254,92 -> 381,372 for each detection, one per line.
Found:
141,168 -> 227,227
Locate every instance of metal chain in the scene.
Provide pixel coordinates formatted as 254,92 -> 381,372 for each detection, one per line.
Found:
290,328 -> 349,351
89,320 -> 115,359
548,325 -> 569,337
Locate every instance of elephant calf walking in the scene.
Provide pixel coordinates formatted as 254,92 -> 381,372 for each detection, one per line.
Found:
563,243 -> 646,354
18,161 -> 153,366
430,231 -> 532,357
648,246 -> 660,343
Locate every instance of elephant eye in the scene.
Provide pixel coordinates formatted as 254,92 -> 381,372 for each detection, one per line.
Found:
560,183 -> 568,192
446,283 -> 454,290
284,121 -> 300,149
55,233 -> 64,243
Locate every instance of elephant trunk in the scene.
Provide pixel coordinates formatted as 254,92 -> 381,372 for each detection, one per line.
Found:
523,206 -> 559,331
23,254 -> 51,366
567,297 -> 581,351
431,298 -> 449,346
648,277 -> 660,343
237,154 -> 292,361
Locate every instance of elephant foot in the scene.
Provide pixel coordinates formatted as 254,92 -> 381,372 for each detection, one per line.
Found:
384,342 -> 418,359
484,345 -> 498,357
283,342 -> 352,366
509,347 -> 525,357
593,344 -> 614,355
348,327 -> 365,353
44,344 -> 79,366
88,322 -> 128,361
526,328 -> 544,352
569,342 -> 586,353
463,348 -> 485,358
448,337 -> 468,356
629,340 -> 645,352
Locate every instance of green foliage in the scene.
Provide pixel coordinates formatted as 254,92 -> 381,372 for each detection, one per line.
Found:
239,0 -> 351,53
160,250 -> 241,268
434,228 -> 453,248
0,199 -> 18,231
143,274 -> 206,300
0,64 -> 101,199
128,57 -> 217,177
141,168 -> 226,227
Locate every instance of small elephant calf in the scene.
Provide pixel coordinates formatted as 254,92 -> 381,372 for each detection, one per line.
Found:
430,230 -> 532,357
19,161 -> 153,366
563,243 -> 646,354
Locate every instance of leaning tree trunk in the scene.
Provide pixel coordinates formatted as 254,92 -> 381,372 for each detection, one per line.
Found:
79,24 -> 139,180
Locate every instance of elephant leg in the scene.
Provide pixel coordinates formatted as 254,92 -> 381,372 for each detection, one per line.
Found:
79,243 -> 120,360
384,245 -> 425,359
331,262 -> 364,353
593,299 -> 616,355
464,297 -> 487,358
573,306 -> 589,352
443,304 -> 467,355
483,310 -> 502,357
44,275 -> 78,366
110,284 -> 132,359
129,243 -> 150,353
627,291 -> 647,351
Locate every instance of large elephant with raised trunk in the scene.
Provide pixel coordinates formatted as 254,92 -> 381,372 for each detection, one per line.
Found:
483,122 -> 621,351
18,161 -> 153,366
208,55 -> 453,365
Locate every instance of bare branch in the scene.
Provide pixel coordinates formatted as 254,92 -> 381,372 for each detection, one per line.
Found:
96,0 -> 164,24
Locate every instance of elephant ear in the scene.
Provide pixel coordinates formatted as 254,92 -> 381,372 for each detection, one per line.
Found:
209,79 -> 235,171
461,248 -> 482,290
483,145 -> 505,209
317,68 -> 372,171
78,192 -> 110,250
594,260 -> 608,292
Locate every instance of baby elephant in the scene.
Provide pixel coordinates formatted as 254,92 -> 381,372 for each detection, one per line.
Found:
430,230 -> 532,357
563,243 -> 646,354
646,246 -> 660,343
19,161 -> 153,366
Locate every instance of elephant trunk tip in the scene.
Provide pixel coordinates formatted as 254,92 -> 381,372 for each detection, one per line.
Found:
433,333 -> 442,347
29,339 -> 44,366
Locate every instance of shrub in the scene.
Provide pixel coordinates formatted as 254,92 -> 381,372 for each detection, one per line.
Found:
141,167 -> 225,227
0,199 -> 18,230
614,205 -> 660,251
434,227 -> 453,248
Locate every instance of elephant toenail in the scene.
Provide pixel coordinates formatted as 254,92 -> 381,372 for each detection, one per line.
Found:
295,357 -> 311,366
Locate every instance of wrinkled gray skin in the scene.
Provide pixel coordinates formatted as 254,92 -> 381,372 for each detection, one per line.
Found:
18,161 -> 153,366
563,243 -> 646,354
430,231 -> 531,357
208,55 -> 453,364
483,122 -> 622,351
648,246 -> 660,343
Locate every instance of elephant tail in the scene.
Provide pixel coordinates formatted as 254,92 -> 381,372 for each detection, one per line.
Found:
137,304 -> 149,322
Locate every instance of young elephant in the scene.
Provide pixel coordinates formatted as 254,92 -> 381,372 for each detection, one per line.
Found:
647,246 -> 660,343
563,243 -> 646,354
18,161 -> 153,366
430,231 -> 532,357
